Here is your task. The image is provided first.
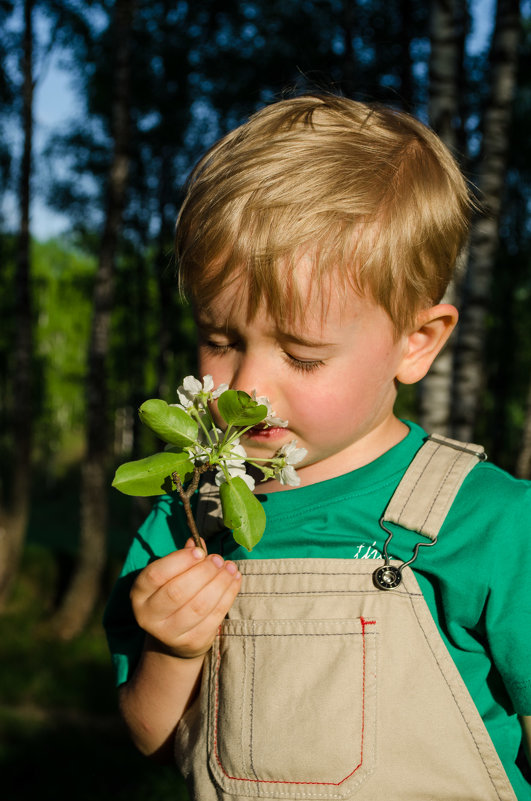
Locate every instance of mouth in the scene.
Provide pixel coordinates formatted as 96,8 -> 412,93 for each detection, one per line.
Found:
244,425 -> 289,441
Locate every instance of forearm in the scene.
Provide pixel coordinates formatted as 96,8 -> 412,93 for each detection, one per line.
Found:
119,634 -> 206,760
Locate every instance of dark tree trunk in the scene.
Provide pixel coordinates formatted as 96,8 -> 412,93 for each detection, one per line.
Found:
399,0 -> 414,109
0,0 -> 34,607
516,375 -> 531,479
451,0 -> 520,442
155,150 -> 174,401
53,0 -> 134,638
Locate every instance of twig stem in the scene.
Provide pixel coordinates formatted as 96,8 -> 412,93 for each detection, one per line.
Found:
172,465 -> 209,549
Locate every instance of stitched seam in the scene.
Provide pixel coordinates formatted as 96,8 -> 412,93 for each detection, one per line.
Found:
249,627 -> 258,782
213,618 -> 376,787
223,632 -> 366,637
394,443 -> 440,519
237,590 -> 423,598
418,450 -> 461,531
235,567 -> 413,578
238,570 -> 384,577
241,634 -> 248,777
405,590 -> 505,801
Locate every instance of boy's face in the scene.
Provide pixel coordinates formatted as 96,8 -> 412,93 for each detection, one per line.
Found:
195,272 -> 411,489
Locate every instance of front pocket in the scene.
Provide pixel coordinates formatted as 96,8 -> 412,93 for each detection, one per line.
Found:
207,617 -> 377,799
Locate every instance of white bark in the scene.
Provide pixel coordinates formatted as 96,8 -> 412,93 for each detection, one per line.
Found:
451,0 -> 520,442
419,0 -> 460,435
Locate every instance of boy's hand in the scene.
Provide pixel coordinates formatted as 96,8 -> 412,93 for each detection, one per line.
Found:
131,539 -> 241,660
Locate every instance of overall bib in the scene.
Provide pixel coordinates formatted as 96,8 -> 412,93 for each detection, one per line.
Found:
174,436 -> 518,801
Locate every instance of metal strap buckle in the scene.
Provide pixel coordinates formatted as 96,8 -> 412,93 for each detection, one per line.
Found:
372,518 -> 438,591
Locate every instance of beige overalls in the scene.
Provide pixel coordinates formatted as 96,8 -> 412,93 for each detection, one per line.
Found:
175,435 -> 518,801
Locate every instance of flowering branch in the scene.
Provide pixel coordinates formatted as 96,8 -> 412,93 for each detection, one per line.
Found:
112,375 -> 307,551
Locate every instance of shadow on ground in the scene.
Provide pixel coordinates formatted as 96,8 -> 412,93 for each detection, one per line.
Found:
0,709 -> 189,801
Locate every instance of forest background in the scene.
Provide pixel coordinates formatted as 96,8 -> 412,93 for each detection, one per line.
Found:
1,0 -> 530,798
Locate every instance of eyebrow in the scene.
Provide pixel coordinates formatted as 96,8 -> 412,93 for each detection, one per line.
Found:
278,332 -> 336,348
195,316 -> 336,348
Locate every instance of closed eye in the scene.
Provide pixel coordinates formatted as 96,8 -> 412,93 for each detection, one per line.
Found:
200,338 -> 237,356
285,353 -> 325,373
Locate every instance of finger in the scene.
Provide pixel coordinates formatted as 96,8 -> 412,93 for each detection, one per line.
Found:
132,545 -> 206,601
183,536 -> 207,551
138,554 -> 230,620
162,562 -> 241,632
160,565 -> 242,651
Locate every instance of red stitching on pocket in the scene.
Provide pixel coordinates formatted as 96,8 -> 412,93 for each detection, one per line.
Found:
212,618 -> 376,787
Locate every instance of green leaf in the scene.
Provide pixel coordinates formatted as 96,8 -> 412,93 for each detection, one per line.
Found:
112,451 -> 194,496
219,476 -> 266,551
217,390 -> 267,426
139,399 -> 198,447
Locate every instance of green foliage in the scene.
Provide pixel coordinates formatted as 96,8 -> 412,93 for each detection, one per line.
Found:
217,390 -> 268,426
112,451 -> 193,496
32,237 -> 96,461
112,384 -> 295,550
139,399 -> 199,447
219,476 -> 267,551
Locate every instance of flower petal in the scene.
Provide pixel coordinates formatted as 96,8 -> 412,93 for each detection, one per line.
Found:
182,375 -> 202,394
212,383 -> 229,399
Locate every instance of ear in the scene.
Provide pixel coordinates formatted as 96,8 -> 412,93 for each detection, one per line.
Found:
396,304 -> 458,385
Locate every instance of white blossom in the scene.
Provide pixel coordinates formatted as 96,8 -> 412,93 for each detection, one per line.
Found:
252,392 -> 288,428
215,464 -> 256,491
177,375 -> 203,407
273,440 -> 307,486
177,374 -> 225,409
276,440 -> 307,465
213,442 -> 256,490
276,464 -> 301,486
202,375 -> 214,392
212,382 -> 229,399
185,442 -> 212,464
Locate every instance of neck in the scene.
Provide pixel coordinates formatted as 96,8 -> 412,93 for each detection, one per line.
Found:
256,416 -> 409,493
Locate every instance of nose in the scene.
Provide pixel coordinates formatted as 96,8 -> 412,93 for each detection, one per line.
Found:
230,350 -> 273,400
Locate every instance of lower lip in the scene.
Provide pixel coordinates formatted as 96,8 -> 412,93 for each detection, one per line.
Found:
245,426 -> 288,441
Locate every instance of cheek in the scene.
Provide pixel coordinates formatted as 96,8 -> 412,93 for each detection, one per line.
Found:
288,356 -> 394,431
197,351 -> 225,386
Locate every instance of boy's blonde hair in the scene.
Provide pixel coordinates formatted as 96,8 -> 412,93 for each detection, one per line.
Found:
176,94 -> 472,333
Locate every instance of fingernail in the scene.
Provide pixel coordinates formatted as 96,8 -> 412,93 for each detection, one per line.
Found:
192,548 -> 205,560
225,562 -> 237,575
212,554 -> 224,568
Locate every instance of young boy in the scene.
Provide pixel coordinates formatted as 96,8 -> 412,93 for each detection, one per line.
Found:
104,94 -> 531,800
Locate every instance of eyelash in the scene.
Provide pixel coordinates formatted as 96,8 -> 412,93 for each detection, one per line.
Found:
201,340 -> 324,373
285,355 -> 324,373
202,341 -> 232,355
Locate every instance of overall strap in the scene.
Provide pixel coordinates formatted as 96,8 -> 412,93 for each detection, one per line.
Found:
383,434 -> 487,542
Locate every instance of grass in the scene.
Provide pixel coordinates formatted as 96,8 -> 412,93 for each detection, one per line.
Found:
0,544 -> 190,801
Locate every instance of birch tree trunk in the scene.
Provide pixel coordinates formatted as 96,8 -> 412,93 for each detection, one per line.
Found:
418,0 -> 460,435
53,0 -> 134,638
451,0 -> 520,442
0,0 -> 34,607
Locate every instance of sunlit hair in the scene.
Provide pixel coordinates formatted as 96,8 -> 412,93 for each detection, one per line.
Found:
176,94 -> 473,333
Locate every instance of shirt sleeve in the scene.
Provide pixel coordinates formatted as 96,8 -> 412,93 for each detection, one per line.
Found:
483,471 -> 531,714
103,495 -> 190,686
